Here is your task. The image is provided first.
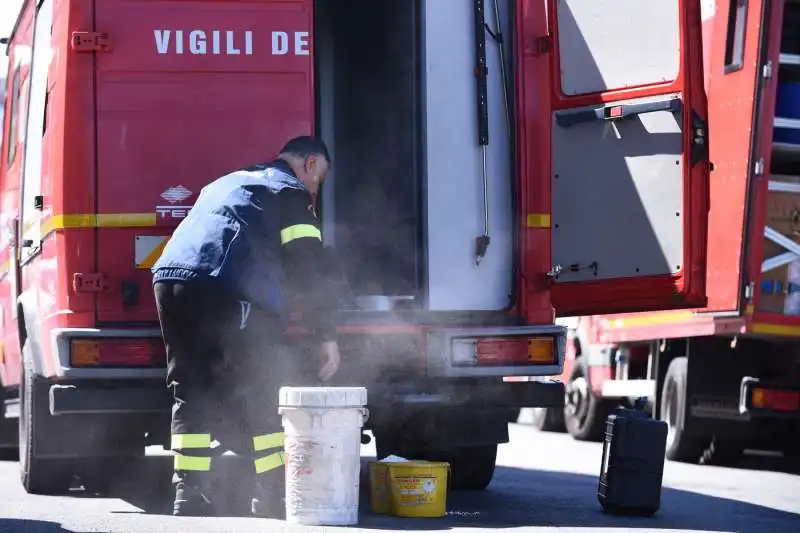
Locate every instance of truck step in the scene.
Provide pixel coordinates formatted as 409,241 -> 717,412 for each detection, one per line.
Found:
779,53 -> 800,66
601,379 -> 656,399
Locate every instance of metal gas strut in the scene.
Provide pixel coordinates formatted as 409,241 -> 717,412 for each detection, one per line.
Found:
488,0 -> 512,142
473,0 -> 491,265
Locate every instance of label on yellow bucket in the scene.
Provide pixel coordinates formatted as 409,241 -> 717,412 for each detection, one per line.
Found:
386,462 -> 449,518
394,474 -> 438,504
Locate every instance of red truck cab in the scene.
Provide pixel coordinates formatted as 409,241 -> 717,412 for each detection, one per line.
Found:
0,0 -> 711,494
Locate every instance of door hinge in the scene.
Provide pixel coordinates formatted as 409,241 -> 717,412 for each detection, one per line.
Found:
73,273 -> 108,293
526,35 -> 552,57
762,60 -> 773,80
71,31 -> 111,53
753,157 -> 765,177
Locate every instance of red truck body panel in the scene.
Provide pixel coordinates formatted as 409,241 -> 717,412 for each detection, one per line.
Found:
583,0 -> 800,345
0,0 -> 711,386
544,0 -> 712,317
92,0 -> 314,324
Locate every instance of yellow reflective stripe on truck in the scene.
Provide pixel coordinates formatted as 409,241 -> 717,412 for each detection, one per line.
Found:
39,213 -> 158,237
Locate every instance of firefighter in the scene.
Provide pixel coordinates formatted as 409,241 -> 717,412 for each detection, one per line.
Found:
151,136 -> 341,518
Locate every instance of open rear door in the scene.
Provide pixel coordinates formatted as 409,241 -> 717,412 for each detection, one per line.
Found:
533,0 -> 712,316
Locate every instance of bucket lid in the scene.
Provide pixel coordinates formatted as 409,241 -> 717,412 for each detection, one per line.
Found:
279,386 -> 368,408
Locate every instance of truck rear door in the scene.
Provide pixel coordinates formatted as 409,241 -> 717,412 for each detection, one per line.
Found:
517,0 -> 711,317
90,0 -> 314,323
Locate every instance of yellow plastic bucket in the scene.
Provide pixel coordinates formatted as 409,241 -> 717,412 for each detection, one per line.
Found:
368,460 -> 392,514
369,460 -> 433,514
386,461 -> 449,518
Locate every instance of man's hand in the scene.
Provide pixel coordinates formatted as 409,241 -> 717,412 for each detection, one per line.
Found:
318,340 -> 341,382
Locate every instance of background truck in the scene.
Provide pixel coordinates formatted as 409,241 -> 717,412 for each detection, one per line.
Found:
532,0 -> 800,466
0,0 -> 711,494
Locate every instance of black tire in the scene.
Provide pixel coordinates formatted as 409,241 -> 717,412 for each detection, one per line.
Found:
564,359 -> 615,441
19,361 -> 74,494
375,436 -> 497,491
660,357 -> 707,463
531,407 -> 566,433
417,445 -> 498,491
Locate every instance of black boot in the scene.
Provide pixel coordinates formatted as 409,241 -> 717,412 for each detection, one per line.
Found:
251,476 -> 285,519
173,472 -> 215,517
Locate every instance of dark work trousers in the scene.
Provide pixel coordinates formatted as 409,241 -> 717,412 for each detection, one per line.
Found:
154,279 -> 309,503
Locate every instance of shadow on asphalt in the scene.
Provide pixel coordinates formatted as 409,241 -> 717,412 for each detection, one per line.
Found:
0,519 -> 110,533
51,455 -> 795,532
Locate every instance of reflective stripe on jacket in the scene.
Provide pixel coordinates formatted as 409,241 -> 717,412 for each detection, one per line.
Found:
152,161 -> 314,321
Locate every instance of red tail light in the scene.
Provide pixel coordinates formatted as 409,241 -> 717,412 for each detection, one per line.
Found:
751,387 -> 800,413
452,336 -> 556,366
70,338 -> 166,367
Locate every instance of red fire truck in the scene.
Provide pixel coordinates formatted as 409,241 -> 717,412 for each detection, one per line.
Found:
0,0 -> 712,494
531,0 -> 800,466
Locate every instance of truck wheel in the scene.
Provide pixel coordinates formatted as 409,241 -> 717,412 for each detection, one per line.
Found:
19,361 -> 74,494
531,407 -> 566,433
419,445 -> 498,491
564,359 -> 615,441
660,357 -> 707,463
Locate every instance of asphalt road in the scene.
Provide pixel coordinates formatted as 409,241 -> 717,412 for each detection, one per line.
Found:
0,422 -> 798,533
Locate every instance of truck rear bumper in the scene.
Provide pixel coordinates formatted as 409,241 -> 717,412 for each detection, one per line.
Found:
49,378 -> 562,418
370,378 -> 564,410
49,383 -> 170,416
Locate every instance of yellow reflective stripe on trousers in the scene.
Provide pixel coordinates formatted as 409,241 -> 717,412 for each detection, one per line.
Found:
253,432 -> 285,452
171,433 -> 212,450
174,454 -> 212,472
280,224 -> 321,245
254,451 -> 285,474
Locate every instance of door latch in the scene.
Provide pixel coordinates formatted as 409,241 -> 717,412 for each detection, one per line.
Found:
73,273 -> 108,293
71,32 -> 111,53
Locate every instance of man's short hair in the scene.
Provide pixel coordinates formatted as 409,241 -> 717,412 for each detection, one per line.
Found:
279,136 -> 331,163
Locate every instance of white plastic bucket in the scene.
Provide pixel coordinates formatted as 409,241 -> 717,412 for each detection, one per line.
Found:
279,386 -> 369,526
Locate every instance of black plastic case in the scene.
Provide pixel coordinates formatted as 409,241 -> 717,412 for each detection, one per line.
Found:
597,405 -> 668,516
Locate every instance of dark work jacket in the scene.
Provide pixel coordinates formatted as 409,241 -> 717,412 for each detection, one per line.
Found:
151,160 -> 336,340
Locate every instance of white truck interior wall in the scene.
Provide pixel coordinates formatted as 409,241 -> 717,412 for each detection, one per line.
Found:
316,0 -> 421,301
424,0 -> 513,311
557,0 -> 680,95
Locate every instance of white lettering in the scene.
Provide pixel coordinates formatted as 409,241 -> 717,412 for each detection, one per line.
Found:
212,30 -> 221,55
244,31 -> 253,55
189,30 -> 206,55
154,30 -> 170,55
226,31 -> 240,55
154,29 -> 310,56
295,31 -> 310,56
156,206 -> 191,220
272,31 -> 288,55
175,30 -> 184,54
